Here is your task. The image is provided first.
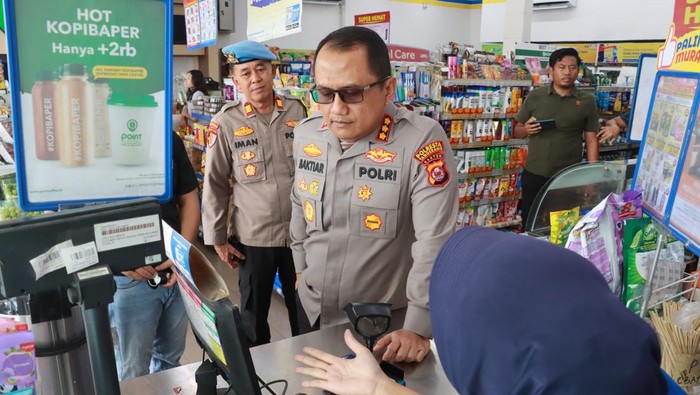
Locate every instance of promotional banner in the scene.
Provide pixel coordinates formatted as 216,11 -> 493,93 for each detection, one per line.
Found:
391,0 -> 482,8
633,74 -> 697,219
355,11 -> 390,44
4,0 -> 172,210
658,0 -> 700,71
184,0 -> 217,49
247,0 -> 302,42
387,44 -> 429,62
595,42 -> 663,64
669,129 -> 700,252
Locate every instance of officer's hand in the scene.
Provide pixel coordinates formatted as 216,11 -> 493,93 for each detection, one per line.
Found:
214,243 -> 245,269
121,265 -> 158,281
155,259 -> 178,288
524,116 -> 542,136
373,329 -> 430,363
296,272 -> 302,290
597,124 -> 621,144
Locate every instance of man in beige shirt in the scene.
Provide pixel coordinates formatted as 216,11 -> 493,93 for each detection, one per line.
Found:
202,41 -> 306,345
290,26 -> 458,363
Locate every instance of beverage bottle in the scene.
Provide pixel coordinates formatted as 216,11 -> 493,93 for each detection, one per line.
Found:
55,64 -> 93,167
31,71 -> 59,160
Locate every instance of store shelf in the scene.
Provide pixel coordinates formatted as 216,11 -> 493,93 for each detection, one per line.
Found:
440,112 -> 515,120
595,62 -> 637,68
463,193 -> 522,208
596,86 -> 633,92
442,79 -> 532,87
484,218 -> 522,229
451,139 -> 528,150
193,143 -> 206,152
598,111 -> 629,120
598,142 -> 640,153
460,167 -> 522,179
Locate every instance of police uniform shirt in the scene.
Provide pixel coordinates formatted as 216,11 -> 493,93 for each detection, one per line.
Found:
202,95 -> 307,247
290,103 -> 459,338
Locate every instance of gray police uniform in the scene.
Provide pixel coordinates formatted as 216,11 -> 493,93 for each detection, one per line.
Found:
202,94 -> 307,345
290,103 -> 458,338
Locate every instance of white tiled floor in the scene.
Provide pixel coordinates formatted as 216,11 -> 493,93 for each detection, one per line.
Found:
179,240 -> 295,366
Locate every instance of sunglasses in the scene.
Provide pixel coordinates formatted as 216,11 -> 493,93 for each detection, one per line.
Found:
310,76 -> 390,104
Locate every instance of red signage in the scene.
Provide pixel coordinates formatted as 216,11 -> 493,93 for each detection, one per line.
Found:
387,44 -> 430,63
673,0 -> 700,37
354,11 -> 390,25
659,0 -> 700,70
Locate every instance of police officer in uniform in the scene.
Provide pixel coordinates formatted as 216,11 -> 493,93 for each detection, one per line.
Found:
202,41 -> 305,345
290,27 -> 458,363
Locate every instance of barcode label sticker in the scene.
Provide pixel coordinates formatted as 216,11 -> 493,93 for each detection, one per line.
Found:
93,214 -> 161,252
29,240 -> 74,279
62,242 -> 100,274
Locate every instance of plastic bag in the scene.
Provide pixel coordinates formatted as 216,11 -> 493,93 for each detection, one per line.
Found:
671,302 -> 700,332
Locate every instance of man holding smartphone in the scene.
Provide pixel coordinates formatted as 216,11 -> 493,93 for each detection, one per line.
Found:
514,48 -> 600,223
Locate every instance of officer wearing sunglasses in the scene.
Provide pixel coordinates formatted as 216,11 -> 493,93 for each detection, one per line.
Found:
290,26 -> 458,364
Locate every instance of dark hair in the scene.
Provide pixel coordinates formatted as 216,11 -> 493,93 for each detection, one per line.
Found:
186,69 -> 208,100
313,26 -> 391,80
549,48 -> 582,68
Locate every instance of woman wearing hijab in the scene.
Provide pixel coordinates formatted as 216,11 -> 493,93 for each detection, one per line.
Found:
296,227 -> 683,395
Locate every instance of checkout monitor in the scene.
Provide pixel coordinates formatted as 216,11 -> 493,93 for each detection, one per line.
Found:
176,272 -> 262,395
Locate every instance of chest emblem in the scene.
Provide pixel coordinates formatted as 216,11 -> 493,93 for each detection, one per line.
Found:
285,119 -> 299,128
234,126 -> 254,137
365,148 -> 397,164
240,151 -> 256,161
364,213 -> 383,231
358,185 -> 373,201
297,178 -> 308,192
304,200 -> 315,222
244,163 -> 257,177
302,143 -> 323,157
309,180 -> 320,196
376,114 -> 393,142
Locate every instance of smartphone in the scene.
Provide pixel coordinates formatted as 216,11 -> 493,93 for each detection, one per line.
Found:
227,236 -> 246,265
537,118 -> 556,131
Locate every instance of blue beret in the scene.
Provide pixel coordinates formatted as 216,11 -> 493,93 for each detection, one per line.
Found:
222,40 -> 276,64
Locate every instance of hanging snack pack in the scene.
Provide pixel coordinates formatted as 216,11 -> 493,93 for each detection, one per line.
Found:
622,218 -> 685,313
566,190 -> 643,297
549,207 -> 580,246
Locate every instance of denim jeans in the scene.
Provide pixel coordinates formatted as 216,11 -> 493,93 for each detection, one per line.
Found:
109,276 -> 189,381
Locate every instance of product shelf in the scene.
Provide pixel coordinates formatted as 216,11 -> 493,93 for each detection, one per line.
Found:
441,79 -> 532,88
451,139 -> 528,150
598,142 -> 640,153
192,143 -> 206,152
190,112 -> 213,124
597,86 -> 634,92
460,167 -> 522,179
462,192 -> 522,208
440,112 -> 516,121
484,218 -> 522,229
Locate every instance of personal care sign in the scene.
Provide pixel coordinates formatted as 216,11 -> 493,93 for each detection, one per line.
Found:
658,0 -> 700,71
3,0 -> 173,210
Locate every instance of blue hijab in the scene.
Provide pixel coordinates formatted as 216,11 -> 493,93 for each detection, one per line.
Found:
430,227 -> 672,395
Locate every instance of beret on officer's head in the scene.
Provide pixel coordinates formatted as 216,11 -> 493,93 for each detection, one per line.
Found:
222,40 -> 277,64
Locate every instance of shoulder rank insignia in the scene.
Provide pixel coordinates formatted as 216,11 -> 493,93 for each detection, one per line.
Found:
244,102 -> 255,117
414,140 -> 450,187
376,114 -> 393,142
275,96 -> 285,110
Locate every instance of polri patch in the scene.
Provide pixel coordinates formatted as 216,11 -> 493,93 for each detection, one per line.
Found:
376,114 -> 393,142
309,180 -> 320,196
365,148 -> 397,164
234,126 -> 254,137
414,140 -> 450,187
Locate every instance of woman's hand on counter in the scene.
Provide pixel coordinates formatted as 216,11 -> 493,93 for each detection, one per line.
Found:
295,329 -> 417,395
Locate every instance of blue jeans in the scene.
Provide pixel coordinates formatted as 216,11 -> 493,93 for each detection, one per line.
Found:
109,276 -> 189,381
